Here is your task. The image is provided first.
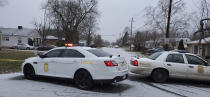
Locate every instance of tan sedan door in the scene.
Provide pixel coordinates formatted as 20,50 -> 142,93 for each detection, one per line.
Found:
165,54 -> 188,78
185,54 -> 210,80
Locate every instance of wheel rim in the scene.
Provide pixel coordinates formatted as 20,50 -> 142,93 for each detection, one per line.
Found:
75,71 -> 92,89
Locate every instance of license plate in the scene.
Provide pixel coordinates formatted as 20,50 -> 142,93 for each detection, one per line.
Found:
118,65 -> 127,71
120,64 -> 126,67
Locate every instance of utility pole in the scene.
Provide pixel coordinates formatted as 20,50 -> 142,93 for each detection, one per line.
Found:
130,17 -> 134,51
131,17 -> 133,38
165,0 -> 173,51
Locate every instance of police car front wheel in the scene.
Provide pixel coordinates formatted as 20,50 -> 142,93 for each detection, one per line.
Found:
74,70 -> 93,90
23,64 -> 36,80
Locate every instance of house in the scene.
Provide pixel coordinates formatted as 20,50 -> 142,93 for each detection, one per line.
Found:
0,26 -> 41,47
158,38 -> 191,49
145,38 -> 191,49
145,40 -> 161,48
45,35 -> 89,47
45,35 -> 65,46
187,37 -> 210,59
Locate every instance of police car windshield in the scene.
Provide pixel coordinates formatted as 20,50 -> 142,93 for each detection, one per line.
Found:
87,49 -> 111,57
148,52 -> 162,60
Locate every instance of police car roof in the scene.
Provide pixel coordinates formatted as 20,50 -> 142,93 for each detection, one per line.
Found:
54,46 -> 94,50
163,51 -> 195,55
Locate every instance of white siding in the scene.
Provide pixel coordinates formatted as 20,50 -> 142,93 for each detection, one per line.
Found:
2,36 -> 28,47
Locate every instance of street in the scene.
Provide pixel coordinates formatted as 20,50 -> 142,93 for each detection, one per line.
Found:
0,48 -> 210,97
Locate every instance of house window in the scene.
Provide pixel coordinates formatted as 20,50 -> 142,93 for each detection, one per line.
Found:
18,37 -> 22,43
194,45 -> 199,54
3,37 -> 9,41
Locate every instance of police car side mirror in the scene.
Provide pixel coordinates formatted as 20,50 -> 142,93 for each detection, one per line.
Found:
34,50 -> 45,58
34,50 -> 41,56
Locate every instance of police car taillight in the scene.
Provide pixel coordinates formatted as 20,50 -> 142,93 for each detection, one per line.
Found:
104,61 -> 118,67
132,60 -> 138,66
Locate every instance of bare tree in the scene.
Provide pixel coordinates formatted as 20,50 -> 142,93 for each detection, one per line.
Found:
79,15 -> 98,46
134,31 -> 150,50
33,10 -> 51,46
93,34 -> 104,47
144,0 -> 190,40
45,0 -> 98,44
150,31 -> 161,47
191,0 -> 210,39
122,32 -> 129,46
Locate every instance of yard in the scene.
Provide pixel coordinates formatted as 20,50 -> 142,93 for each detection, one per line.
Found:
0,49 -> 35,74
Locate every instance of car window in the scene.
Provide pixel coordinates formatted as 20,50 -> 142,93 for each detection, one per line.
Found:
166,54 -> 184,63
148,52 -> 162,60
87,49 -> 111,57
185,54 -> 208,66
61,49 -> 85,58
18,43 -> 23,45
45,49 -> 63,58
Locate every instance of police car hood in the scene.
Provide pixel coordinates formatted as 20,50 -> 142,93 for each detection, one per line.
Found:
25,56 -> 39,62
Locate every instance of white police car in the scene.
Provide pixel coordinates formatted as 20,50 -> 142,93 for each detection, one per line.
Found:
130,51 -> 210,83
22,47 -> 128,89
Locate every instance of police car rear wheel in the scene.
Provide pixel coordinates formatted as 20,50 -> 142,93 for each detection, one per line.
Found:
74,70 -> 93,90
151,69 -> 168,83
24,65 -> 36,80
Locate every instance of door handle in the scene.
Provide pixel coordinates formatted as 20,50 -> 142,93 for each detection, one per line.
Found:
167,64 -> 172,66
188,66 -> 194,68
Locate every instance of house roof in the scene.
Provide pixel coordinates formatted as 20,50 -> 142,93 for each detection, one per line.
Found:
0,28 -> 40,38
46,35 -> 65,40
187,37 -> 210,44
46,35 -> 58,40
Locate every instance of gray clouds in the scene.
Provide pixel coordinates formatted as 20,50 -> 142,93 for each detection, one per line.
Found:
0,0 -> 200,42
0,0 -> 8,7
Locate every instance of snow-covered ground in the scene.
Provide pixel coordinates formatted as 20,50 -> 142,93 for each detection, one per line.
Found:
0,48 -> 210,97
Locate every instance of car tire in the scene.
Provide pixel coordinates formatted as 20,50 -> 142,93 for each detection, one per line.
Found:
26,47 -> 30,50
151,69 -> 168,83
74,70 -> 93,90
23,65 -> 36,80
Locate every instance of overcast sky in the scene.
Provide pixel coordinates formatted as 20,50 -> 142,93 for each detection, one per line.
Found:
0,0 -> 198,42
